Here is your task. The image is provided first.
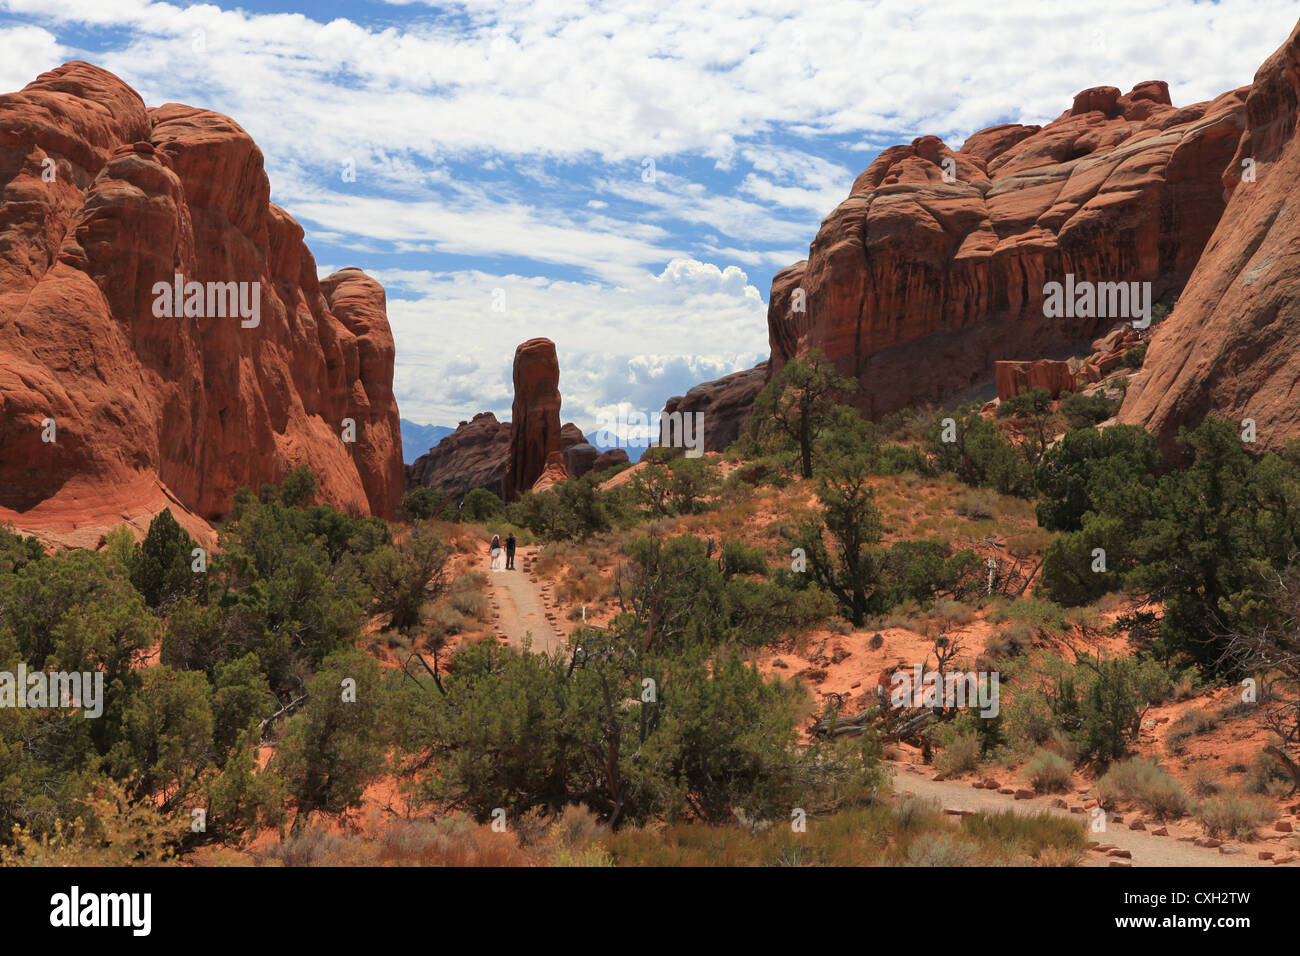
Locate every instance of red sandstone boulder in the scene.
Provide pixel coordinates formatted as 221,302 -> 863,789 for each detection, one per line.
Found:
766,80 -> 1248,419
530,450 -> 569,494
504,338 -> 563,500
559,422 -> 586,451
0,62 -> 403,548
995,360 -> 1078,400
563,442 -> 600,479
1120,17 -> 1300,454
558,421 -> 599,477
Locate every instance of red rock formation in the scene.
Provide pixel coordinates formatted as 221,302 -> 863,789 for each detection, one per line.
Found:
563,442 -> 599,479
559,422 -> 586,451
406,412 -> 511,502
1120,18 -> 1300,454
660,361 -> 768,453
767,81 -> 1248,419
504,338 -> 562,500
996,324 -> 1144,400
994,360 -> 1078,400
590,448 -> 630,474
0,62 -> 402,547
530,450 -> 569,494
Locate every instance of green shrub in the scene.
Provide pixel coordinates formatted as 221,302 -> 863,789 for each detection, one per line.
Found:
935,727 -> 981,775
461,488 -> 505,523
130,508 -> 201,609
402,486 -> 457,521
1060,391 -> 1118,430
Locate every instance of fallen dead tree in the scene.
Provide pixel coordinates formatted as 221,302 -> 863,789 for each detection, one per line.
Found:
808,686 -> 937,743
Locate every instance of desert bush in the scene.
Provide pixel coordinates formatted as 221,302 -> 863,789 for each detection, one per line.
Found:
935,727 -> 982,775
1123,343 -> 1148,368
923,406 -> 1034,497
1026,749 -> 1073,793
931,598 -> 975,627
1165,706 -> 1222,752
1098,759 -> 1187,821
892,794 -> 944,831
402,486 -> 458,521
557,562 -> 608,604
987,622 -> 1035,660
877,540 -> 983,608
430,605 -> 472,636
630,455 -> 720,518
1060,391 -> 1118,430
1245,750 -> 1293,795
461,488 -> 505,523
1190,770 -> 1222,798
367,521 -> 452,633
1195,792 -> 1275,840
517,477 -> 611,541
1043,728 -> 1079,764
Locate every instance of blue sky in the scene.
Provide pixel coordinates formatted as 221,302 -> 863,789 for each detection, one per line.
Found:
2,0 -> 1295,441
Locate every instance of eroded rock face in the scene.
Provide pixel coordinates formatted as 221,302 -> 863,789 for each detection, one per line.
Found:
405,412 -> 511,502
1119,18 -> 1300,454
0,62 -> 403,546
504,338 -> 562,500
590,448 -> 630,474
766,81 -> 1248,419
994,360 -> 1078,400
563,442 -> 599,479
660,361 -> 768,453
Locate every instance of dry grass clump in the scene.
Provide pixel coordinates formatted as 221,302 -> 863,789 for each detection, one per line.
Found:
1026,748 -> 1073,793
1195,792 -> 1276,840
1098,759 -> 1188,821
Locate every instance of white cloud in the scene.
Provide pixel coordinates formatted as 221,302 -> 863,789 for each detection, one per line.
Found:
6,0 -> 1298,429
345,259 -> 768,427
0,23 -> 65,94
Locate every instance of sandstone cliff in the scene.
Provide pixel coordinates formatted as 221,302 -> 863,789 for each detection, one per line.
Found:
0,62 -> 403,547
765,81 -> 1248,420
1119,18 -> 1300,454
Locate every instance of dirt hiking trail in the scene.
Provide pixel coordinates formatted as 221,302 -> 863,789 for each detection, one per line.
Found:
485,545 -> 567,654
893,764 -> 1295,867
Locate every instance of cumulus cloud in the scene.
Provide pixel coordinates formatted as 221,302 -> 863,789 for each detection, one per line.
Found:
4,0 -> 1297,430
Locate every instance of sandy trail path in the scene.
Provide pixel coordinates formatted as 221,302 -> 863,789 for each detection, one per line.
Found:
891,764 -> 1292,867
484,545 -> 567,655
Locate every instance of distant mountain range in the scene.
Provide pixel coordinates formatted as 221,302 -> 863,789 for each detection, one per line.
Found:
401,417 -> 647,467
399,419 -> 455,464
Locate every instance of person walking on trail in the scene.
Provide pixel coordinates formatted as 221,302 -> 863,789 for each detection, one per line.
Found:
505,532 -> 517,570
490,533 -> 504,571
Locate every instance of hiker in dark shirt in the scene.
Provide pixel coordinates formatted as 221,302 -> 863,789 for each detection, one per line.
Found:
505,532 -> 517,570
